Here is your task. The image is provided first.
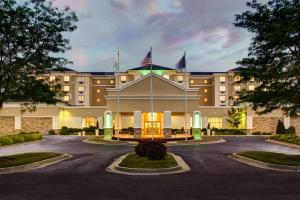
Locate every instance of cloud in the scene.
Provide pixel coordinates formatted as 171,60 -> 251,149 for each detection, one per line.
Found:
109,0 -> 128,11
53,0 -> 89,11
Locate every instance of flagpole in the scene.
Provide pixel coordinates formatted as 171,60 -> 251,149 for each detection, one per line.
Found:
117,50 -> 120,140
184,51 -> 188,141
150,47 -> 154,141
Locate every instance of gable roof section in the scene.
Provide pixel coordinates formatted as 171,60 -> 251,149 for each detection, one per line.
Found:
129,64 -> 175,71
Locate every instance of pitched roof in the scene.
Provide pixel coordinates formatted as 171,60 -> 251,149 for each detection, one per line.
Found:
129,64 -> 175,71
50,67 -> 76,72
82,72 -> 115,76
227,67 -> 243,72
190,72 -> 223,75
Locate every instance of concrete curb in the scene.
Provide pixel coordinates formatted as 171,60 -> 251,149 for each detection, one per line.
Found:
106,153 -> 191,175
266,139 -> 300,149
228,153 -> 300,172
82,139 -> 130,145
0,139 -> 44,149
0,154 -> 73,174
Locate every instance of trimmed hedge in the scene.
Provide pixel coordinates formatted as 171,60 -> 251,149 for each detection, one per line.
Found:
214,129 -> 247,135
270,134 -> 300,146
135,141 -> 167,160
252,131 -> 272,135
0,132 -> 42,146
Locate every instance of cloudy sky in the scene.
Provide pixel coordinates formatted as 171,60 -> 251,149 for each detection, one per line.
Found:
52,0 -> 255,72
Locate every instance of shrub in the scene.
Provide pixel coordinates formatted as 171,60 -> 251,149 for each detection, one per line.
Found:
135,141 -> 167,160
10,134 -> 25,143
0,136 -> 13,146
23,132 -> 42,141
215,129 -> 246,135
270,134 -> 300,145
276,120 -> 285,134
252,131 -> 272,135
48,129 -> 56,135
60,126 -> 69,135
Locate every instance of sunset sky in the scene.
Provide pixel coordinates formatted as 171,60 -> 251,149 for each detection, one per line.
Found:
52,0 -> 256,72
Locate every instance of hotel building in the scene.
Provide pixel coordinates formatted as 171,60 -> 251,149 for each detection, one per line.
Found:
0,65 -> 299,138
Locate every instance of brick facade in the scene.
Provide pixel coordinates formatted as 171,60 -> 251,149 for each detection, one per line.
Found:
0,117 -> 15,136
250,117 -> 283,134
21,117 -> 52,134
291,117 -> 300,136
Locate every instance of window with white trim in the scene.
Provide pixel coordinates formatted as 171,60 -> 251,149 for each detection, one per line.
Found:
78,86 -> 84,92
219,76 -> 226,83
49,75 -> 56,82
120,76 -> 127,82
220,86 -> 226,92
249,85 -> 255,91
79,95 -> 85,103
63,95 -> 70,102
177,76 -> 183,82
64,76 -> 70,82
63,85 -> 70,92
219,95 -> 226,103
234,85 -> 241,92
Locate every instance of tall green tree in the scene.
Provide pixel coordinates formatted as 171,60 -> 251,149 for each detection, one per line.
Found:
234,0 -> 300,116
226,108 -> 246,128
0,0 -> 78,110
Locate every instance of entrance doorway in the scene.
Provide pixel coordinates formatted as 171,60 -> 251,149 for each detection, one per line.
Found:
142,112 -> 163,138
144,121 -> 161,135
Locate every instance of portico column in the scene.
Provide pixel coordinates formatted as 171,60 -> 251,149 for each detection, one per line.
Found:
134,111 -> 142,139
164,111 -> 172,139
104,111 -> 113,140
192,111 -> 202,140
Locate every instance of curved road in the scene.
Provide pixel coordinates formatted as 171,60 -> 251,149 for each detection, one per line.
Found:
0,136 -> 300,200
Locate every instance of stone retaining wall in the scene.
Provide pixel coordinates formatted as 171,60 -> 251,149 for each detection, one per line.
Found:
291,117 -> 300,136
250,117 -> 283,134
0,117 -> 15,136
21,117 -> 52,134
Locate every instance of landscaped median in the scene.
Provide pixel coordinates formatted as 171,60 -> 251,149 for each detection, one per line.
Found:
267,134 -> 300,148
0,152 -> 72,174
0,132 -> 43,147
229,151 -> 300,172
107,141 -> 190,175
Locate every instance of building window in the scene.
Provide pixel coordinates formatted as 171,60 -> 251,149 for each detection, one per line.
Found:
110,80 -> 114,84
204,98 -> 208,102
234,95 -> 240,100
204,89 -> 208,93
63,85 -> 70,92
208,117 -> 223,129
249,85 -> 255,91
177,76 -> 183,82
234,85 -> 241,92
190,80 -> 194,84
82,117 -> 96,128
163,74 -> 169,79
250,77 -> 255,82
219,76 -> 226,83
78,86 -> 84,93
96,89 -> 100,93
220,86 -> 226,92
63,95 -> 70,102
148,112 -> 158,121
96,80 -> 101,84
79,95 -> 85,103
120,76 -> 127,82
49,75 -> 56,82
78,76 -> 84,83
204,80 -> 208,84
219,95 -> 226,103
37,76 -> 43,80
96,98 -> 100,102
64,76 -> 70,82
234,76 -> 241,82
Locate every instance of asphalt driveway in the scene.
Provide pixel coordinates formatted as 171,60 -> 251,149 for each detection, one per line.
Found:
0,136 -> 300,200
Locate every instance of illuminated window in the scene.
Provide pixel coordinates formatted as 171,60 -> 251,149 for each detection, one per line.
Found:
96,98 -> 100,102
120,76 -> 127,82
82,117 -> 96,128
96,80 -> 101,84
208,117 -> 223,129
234,85 -> 241,92
234,95 -> 240,100
148,112 -> 158,121
190,80 -> 194,84
204,89 -> 208,93
235,76 -> 241,81
220,95 -> 226,102
250,77 -> 255,82
220,86 -> 226,92
79,95 -> 85,102
37,76 -> 43,80
96,89 -> 100,93
63,85 -> 70,92
249,85 -> 255,91
204,80 -> 208,84
204,98 -> 208,102
49,75 -> 56,82
163,74 -> 169,79
219,76 -> 226,83
63,95 -> 69,102
177,76 -> 183,82
78,86 -> 84,92
78,76 -> 84,83
110,80 -> 114,84
64,76 -> 70,82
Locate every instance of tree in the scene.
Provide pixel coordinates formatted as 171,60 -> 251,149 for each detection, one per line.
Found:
0,0 -> 78,110
234,0 -> 300,116
227,108 -> 246,128
276,119 -> 286,134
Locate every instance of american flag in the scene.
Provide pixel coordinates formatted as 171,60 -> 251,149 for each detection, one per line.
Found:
141,48 -> 152,67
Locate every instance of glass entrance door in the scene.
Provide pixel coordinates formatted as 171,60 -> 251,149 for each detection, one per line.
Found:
144,121 -> 161,135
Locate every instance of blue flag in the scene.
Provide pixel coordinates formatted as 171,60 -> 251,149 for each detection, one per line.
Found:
176,53 -> 186,70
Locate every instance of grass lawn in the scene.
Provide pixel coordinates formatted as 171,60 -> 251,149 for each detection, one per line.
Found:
0,152 -> 62,168
119,153 -> 178,169
238,151 -> 300,166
